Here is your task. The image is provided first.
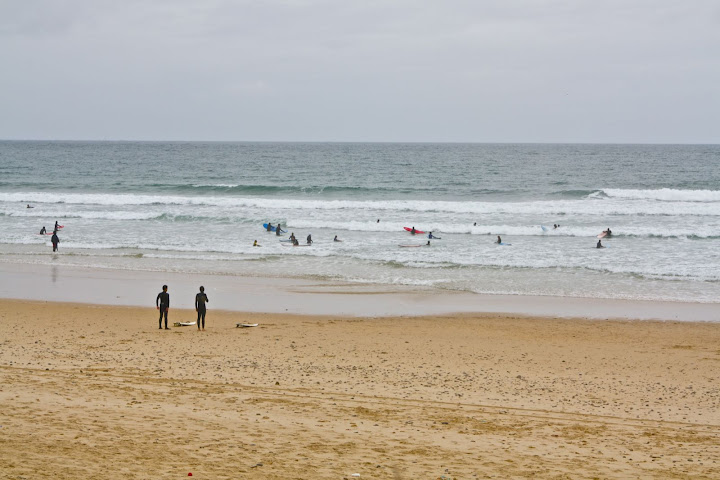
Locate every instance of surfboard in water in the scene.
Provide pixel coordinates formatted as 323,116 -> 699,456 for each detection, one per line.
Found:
262,223 -> 287,233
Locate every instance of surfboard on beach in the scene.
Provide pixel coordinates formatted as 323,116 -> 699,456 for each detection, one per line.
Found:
173,321 -> 196,327
236,323 -> 259,328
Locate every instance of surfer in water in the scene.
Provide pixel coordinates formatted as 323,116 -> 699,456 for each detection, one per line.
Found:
292,237 -> 300,246
603,228 -> 612,236
411,227 -> 416,234
267,223 -> 273,232
597,240 -> 604,248
195,286 -> 209,331
51,232 -> 59,251
276,224 -> 282,236
156,285 -> 170,330
27,204 -> 33,209
426,240 -> 431,246
289,232 -> 296,242
253,240 -> 260,247
306,234 -> 313,245
333,235 -> 340,242
496,235 -> 502,244
40,226 -> 46,235
428,231 -> 439,239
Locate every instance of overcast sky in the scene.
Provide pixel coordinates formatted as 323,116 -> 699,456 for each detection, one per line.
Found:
1,0 -> 718,143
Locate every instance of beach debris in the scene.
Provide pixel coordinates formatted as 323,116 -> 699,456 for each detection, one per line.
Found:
188,473 -> 192,476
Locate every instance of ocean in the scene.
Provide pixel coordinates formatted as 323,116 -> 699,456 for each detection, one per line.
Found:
1,141 -> 719,303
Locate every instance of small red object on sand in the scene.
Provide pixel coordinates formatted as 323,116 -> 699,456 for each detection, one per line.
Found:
188,473 -> 192,477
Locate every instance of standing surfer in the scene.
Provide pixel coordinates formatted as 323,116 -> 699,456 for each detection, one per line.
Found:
156,285 -> 170,330
195,286 -> 209,331
51,232 -> 60,251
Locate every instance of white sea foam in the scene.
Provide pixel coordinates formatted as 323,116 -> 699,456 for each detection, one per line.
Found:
601,188 -> 720,202
4,191 -> 720,216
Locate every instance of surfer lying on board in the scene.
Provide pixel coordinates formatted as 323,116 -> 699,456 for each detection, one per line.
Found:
27,204 -> 33,209
496,235 -> 502,244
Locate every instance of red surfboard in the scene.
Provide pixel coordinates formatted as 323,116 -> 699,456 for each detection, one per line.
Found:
403,227 -> 425,234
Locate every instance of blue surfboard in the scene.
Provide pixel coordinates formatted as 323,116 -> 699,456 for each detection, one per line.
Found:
262,223 -> 287,233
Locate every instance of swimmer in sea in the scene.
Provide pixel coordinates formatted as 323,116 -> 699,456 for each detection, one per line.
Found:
496,235 -> 502,244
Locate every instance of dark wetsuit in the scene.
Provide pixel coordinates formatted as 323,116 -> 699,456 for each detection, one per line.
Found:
276,226 -> 281,236
51,233 -> 59,251
40,227 -> 46,235
195,292 -> 209,329
156,291 -> 170,328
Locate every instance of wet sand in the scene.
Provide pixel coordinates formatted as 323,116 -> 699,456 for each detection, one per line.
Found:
2,262 -> 719,321
1,299 -> 719,479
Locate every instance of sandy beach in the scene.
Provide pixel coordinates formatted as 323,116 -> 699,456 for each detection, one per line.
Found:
1,298 -> 718,479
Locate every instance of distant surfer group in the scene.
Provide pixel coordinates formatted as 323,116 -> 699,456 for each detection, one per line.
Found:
38,221 -> 63,252
255,223 -> 341,247
156,284 -> 209,331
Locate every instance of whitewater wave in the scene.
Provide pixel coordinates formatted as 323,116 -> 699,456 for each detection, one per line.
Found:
3,191 -> 720,216
598,188 -> 720,202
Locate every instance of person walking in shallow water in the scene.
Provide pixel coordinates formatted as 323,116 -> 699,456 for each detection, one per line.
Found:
51,232 -> 60,252
195,286 -> 209,331
156,285 -> 170,330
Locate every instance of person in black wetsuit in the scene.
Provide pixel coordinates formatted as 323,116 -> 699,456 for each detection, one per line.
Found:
195,286 -> 209,331
276,224 -> 282,236
597,240 -> 604,248
54,221 -> 60,230
496,235 -> 502,244
51,232 -> 59,251
40,226 -> 46,235
266,223 -> 273,232
156,285 -> 170,330
306,234 -> 313,244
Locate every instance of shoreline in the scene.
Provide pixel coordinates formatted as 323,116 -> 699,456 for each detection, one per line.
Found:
0,261 -> 718,321
1,299 -> 718,478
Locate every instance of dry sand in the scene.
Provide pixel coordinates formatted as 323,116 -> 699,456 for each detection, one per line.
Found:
1,299 -> 719,479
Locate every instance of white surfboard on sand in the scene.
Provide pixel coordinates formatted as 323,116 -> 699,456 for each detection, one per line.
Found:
236,323 -> 259,328
173,321 -> 197,327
